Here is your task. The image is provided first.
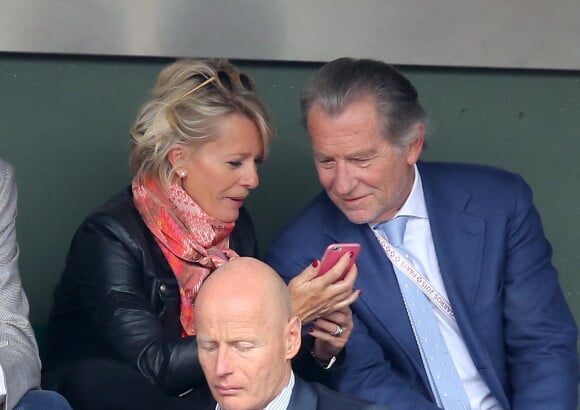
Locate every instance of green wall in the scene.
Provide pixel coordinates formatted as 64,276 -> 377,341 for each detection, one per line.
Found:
0,54 -> 579,342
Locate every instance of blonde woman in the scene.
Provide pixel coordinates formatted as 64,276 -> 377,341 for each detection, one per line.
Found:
43,59 -> 358,410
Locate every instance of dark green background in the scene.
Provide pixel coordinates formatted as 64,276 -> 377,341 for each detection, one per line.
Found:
0,54 -> 578,347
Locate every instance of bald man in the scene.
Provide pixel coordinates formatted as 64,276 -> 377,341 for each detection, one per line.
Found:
194,257 -> 388,410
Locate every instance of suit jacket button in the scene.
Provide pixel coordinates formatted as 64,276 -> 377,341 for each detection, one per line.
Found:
159,284 -> 167,294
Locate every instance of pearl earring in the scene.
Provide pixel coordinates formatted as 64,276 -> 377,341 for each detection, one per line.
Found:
179,170 -> 187,178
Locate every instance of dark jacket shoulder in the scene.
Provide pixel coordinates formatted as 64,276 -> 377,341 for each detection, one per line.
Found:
290,376 -> 389,410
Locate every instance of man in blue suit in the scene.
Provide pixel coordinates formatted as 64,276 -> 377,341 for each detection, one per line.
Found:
266,58 -> 578,409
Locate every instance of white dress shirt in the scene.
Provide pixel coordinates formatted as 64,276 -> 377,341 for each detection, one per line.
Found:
215,371 -> 295,410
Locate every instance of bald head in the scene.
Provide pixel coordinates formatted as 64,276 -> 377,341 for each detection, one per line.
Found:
196,256 -> 292,323
194,257 -> 302,410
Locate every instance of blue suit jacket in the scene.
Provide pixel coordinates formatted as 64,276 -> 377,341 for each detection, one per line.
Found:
266,162 -> 578,410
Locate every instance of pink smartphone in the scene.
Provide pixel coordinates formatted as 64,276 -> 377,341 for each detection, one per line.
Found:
317,243 -> 361,280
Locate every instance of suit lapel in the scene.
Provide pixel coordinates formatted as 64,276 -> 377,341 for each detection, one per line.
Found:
287,377 -> 318,410
419,163 -> 485,319
420,164 -> 509,405
321,195 -> 425,376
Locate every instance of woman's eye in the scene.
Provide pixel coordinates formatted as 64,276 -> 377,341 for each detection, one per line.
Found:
228,161 -> 242,167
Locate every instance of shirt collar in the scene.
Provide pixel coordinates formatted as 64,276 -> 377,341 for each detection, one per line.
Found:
369,164 -> 427,229
215,371 -> 295,410
398,164 -> 428,219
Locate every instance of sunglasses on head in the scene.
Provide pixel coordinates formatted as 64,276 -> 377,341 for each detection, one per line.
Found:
174,70 -> 254,103
166,70 -> 255,134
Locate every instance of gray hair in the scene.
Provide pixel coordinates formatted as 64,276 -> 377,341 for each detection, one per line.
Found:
130,58 -> 274,188
300,57 -> 426,148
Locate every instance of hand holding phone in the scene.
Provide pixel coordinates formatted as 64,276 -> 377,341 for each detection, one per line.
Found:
317,243 -> 361,280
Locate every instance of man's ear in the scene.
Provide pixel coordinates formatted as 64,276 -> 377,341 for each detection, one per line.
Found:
405,122 -> 425,165
167,144 -> 186,168
285,316 -> 302,360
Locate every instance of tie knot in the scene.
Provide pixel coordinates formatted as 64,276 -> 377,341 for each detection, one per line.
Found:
378,216 -> 408,247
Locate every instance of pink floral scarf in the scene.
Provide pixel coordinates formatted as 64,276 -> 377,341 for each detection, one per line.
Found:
132,177 -> 238,335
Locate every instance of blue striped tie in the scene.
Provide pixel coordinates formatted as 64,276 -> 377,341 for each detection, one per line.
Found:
378,216 -> 470,409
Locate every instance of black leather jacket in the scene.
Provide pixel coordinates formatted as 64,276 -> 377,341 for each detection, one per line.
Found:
43,187 -> 327,395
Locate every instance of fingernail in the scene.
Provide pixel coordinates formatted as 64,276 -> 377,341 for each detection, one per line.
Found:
348,252 -> 353,258
312,259 -> 319,268
307,327 -> 314,333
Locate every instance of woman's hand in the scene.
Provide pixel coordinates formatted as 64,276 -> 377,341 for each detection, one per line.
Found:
309,307 -> 354,361
288,252 -> 360,324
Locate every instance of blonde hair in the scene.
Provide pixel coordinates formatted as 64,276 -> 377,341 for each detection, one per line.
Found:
130,58 -> 274,188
